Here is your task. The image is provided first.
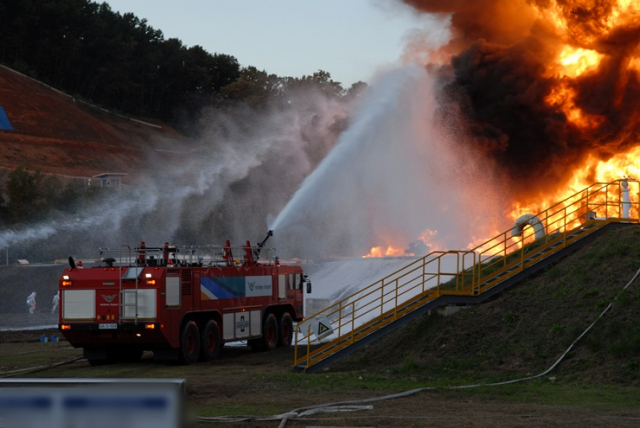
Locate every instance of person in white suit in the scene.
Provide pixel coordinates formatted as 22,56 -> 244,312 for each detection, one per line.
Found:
51,293 -> 60,314
27,291 -> 37,314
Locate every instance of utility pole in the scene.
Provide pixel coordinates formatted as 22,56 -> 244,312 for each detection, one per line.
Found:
5,246 -> 7,265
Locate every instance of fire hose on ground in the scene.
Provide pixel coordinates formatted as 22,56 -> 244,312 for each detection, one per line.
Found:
0,356 -> 83,378
197,265 -> 640,427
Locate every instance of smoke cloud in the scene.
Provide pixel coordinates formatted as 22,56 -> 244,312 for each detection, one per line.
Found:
401,0 -> 640,204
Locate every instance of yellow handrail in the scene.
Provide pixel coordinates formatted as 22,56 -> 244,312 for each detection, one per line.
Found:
294,179 -> 640,370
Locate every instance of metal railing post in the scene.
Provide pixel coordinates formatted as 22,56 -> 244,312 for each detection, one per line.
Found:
520,236 -> 525,271
306,324 -> 312,368
563,206 -> 568,247
294,326 -> 298,364
339,301 -> 343,337
351,302 -> 355,344
437,257 -> 441,293
394,280 -> 398,320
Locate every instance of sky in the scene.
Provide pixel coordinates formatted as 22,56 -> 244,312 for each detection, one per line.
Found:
104,0 -> 450,87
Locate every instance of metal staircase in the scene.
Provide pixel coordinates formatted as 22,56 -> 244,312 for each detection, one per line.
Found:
294,179 -> 640,373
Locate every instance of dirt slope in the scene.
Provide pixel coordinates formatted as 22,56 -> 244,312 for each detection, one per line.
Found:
0,65 -> 187,180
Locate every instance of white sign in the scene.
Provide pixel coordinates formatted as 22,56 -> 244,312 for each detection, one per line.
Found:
0,383 -> 181,428
311,317 -> 334,340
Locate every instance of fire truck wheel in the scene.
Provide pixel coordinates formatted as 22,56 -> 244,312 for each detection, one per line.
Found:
263,313 -> 279,351
278,313 -> 293,347
179,321 -> 201,364
199,320 -> 221,361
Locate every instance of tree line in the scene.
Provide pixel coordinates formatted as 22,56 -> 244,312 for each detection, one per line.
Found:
0,167 -> 107,226
0,0 -> 366,134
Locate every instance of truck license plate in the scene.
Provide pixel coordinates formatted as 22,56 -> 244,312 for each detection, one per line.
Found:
99,323 -> 117,330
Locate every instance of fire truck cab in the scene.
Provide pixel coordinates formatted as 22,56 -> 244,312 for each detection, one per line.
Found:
58,232 -> 309,365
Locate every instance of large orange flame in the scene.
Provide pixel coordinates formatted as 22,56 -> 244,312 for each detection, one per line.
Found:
363,0 -> 640,258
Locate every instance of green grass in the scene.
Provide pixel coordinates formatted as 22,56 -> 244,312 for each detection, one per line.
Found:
275,368 -> 640,412
452,382 -> 640,410
553,286 -> 568,297
582,288 -> 600,298
194,403 -> 285,417
271,370 -> 424,393
501,310 -> 517,323
0,343 -> 80,372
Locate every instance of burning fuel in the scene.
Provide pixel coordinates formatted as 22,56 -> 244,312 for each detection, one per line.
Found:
400,0 -> 640,214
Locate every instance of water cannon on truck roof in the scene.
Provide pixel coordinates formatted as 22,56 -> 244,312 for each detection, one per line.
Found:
252,229 -> 273,264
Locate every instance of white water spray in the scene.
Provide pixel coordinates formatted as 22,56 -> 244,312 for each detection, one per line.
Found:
270,65 -> 506,258
1,89 -> 352,260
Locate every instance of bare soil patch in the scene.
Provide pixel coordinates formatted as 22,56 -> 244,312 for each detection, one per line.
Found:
0,65 -> 187,180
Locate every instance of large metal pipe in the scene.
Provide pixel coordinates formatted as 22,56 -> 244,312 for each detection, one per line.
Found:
511,214 -> 546,241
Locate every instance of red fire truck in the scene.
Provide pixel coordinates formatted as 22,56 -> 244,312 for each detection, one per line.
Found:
58,231 -> 310,365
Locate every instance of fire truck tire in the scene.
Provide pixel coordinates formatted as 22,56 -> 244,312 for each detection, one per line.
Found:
263,313 -> 279,351
278,313 -> 293,347
250,313 -> 279,352
199,320 -> 221,361
179,321 -> 201,364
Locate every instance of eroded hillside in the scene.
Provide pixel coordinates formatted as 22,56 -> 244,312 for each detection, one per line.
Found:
0,65 -> 187,180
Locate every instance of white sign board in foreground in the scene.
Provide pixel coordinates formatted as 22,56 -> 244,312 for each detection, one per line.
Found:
0,379 -> 184,428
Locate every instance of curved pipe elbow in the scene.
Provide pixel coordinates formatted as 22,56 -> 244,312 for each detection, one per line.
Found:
511,214 -> 546,240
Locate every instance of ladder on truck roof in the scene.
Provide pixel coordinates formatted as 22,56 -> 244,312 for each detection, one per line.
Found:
294,179 -> 640,373
114,244 -> 171,325
99,245 -> 146,325
117,245 -> 140,325
102,243 -> 177,325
